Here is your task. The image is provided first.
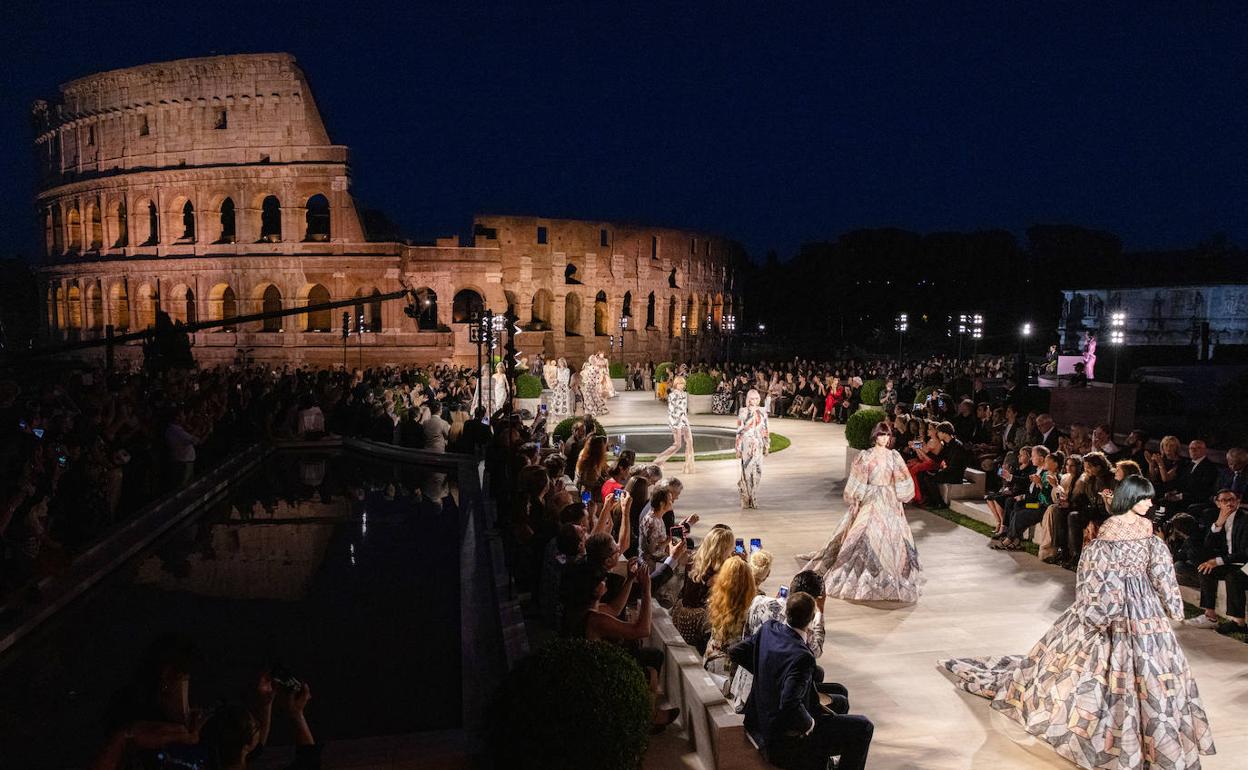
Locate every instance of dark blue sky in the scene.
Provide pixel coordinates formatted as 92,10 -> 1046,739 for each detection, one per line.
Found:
2,1 -> 1245,259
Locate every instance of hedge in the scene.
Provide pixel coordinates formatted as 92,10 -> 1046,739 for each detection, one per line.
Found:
654,361 -> 675,383
553,416 -> 606,442
845,407 -> 887,450
515,373 -> 543,398
492,639 -> 650,770
858,378 -> 884,406
609,361 -> 627,379
685,371 -> 719,395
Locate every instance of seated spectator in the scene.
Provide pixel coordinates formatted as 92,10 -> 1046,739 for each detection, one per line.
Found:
992,447 -> 1054,551
1039,454 -> 1082,564
915,421 -> 971,508
1063,452 -> 1114,563
729,592 -> 874,770
199,681 -> 320,770
560,559 -> 680,732
703,557 -> 758,682
671,526 -> 735,652
985,446 -> 1033,538
747,548 -> 773,591
1183,489 -> 1247,635
1170,439 -> 1220,523
1145,435 -> 1185,499
1187,446 -> 1247,525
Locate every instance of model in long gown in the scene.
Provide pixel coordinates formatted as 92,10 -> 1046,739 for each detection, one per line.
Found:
940,513 -> 1214,770
800,446 -> 923,602
654,383 -> 695,474
735,393 -> 769,509
581,358 -> 607,417
550,360 -> 572,419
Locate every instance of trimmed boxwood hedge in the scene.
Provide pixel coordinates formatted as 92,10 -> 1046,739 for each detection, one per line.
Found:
515,373 -> 543,398
552,416 -> 606,442
492,639 -> 651,770
685,371 -> 719,395
654,361 -> 675,383
845,407 -> 887,450
858,378 -> 884,406
609,361 -> 627,378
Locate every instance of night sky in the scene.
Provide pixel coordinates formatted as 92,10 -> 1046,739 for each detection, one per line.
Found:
1,1 -> 1245,260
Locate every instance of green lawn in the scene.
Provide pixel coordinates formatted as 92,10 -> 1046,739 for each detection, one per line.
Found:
631,432 -> 791,463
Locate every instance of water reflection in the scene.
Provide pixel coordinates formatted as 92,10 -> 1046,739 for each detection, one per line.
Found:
134,454 -> 459,600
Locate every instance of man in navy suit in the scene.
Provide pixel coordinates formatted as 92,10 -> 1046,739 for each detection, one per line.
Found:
729,592 -> 874,770
1185,488 -> 1248,635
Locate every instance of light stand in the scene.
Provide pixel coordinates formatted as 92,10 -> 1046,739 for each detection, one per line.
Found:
619,315 -> 628,360
1107,312 -> 1126,429
895,312 -> 907,360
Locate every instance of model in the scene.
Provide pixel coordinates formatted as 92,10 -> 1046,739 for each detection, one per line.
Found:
735,389 -> 770,508
654,375 -> 695,474
549,358 -> 571,420
470,362 -> 492,414
491,362 -> 510,412
940,475 -> 1214,770
800,422 -> 923,602
581,356 -> 607,417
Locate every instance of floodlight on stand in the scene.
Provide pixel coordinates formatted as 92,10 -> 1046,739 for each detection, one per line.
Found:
1022,322 -> 1032,337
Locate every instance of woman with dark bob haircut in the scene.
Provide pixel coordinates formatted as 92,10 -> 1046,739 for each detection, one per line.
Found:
942,472 -> 1215,769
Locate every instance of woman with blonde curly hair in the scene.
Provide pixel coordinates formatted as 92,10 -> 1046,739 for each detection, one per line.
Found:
702,556 -> 757,682
671,525 -> 736,651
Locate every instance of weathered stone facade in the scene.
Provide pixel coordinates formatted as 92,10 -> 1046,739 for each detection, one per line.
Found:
34,54 -> 740,366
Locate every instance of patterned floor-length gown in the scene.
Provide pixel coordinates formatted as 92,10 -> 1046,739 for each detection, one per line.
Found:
940,514 -> 1214,770
801,447 -> 923,602
550,365 -> 572,419
581,359 -> 606,416
735,403 -> 769,508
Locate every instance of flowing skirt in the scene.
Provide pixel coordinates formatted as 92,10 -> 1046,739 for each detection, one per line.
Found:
738,437 -> 764,508
801,486 -> 923,602
550,383 -> 572,418
941,606 -> 1215,770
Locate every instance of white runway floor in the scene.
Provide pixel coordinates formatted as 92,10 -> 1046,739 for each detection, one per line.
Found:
594,392 -> 1246,770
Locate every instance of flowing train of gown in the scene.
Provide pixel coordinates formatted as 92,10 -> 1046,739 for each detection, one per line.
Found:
800,447 -> 923,602
940,514 -> 1214,770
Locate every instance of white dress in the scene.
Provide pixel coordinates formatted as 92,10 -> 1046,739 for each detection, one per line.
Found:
551,366 -> 572,418
491,372 -> 509,411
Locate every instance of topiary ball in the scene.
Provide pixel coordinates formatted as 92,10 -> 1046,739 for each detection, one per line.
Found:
858,378 -> 884,406
654,361 -> 675,382
685,371 -> 719,395
552,416 -> 606,442
608,361 -> 627,379
515,373 -> 543,398
845,407 -> 887,450
492,639 -> 651,770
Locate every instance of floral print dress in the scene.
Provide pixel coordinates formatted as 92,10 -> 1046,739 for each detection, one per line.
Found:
941,514 -> 1215,770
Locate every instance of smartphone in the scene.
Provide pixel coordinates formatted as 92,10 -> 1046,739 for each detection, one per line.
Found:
540,403 -> 548,414
57,454 -> 67,468
735,537 -> 745,554
613,488 -> 624,500
581,491 -> 592,505
778,586 -> 789,599
611,443 -> 621,455
32,428 -> 45,439
271,667 -> 302,691
482,417 -> 490,426
670,526 -> 684,540
997,466 -> 1005,477
18,419 -> 26,430
750,537 -> 762,553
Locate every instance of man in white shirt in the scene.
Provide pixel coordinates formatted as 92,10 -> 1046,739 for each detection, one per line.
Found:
164,408 -> 201,488
1186,489 -> 1248,634
1091,424 -> 1119,457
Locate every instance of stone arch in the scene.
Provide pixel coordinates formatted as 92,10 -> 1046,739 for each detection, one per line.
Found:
413,287 -> 439,330
713,293 -> 724,327
66,206 -> 82,252
304,283 -> 332,332
646,291 -> 656,329
135,283 -> 157,329
46,285 -> 57,330
42,208 -> 55,257
108,199 -> 129,248
168,283 -> 196,325
564,292 -> 582,337
66,283 -> 82,331
686,294 -> 698,336
594,290 -> 609,336
109,282 -> 130,331
134,198 -> 159,245
209,195 -> 236,244
452,288 -> 485,323
255,283 -> 283,332
208,283 -> 238,331
530,288 -> 553,328
304,193 -> 330,242
87,200 -> 103,250
258,194 -> 282,242
51,206 -> 64,254
353,287 -> 383,332
86,281 -> 104,332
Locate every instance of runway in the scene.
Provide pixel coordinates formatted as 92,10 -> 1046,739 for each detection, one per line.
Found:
596,392 -> 1246,770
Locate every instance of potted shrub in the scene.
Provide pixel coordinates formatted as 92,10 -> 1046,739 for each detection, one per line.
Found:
609,361 -> 628,393
553,416 -> 606,443
685,371 -> 719,414
491,639 -> 651,770
515,373 -> 543,415
843,407 -> 886,476
857,378 -> 884,409
654,361 -> 675,384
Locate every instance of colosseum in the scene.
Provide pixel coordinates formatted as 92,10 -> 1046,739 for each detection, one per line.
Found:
32,53 -> 742,367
